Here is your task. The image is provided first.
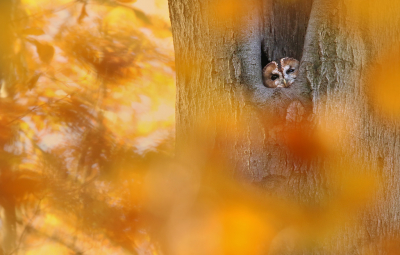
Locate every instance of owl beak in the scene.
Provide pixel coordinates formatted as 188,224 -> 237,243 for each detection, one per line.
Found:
283,79 -> 287,87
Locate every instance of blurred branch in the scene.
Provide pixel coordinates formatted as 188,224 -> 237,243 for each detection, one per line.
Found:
2,200 -> 17,255
29,142 -> 140,254
10,198 -> 44,255
6,93 -> 74,126
15,221 -> 84,254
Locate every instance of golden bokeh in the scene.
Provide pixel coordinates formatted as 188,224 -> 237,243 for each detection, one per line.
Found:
0,0 -> 394,254
366,48 -> 400,120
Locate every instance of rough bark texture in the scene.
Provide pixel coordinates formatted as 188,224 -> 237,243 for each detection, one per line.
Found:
169,0 -> 400,253
170,0 -> 312,180
298,0 -> 400,253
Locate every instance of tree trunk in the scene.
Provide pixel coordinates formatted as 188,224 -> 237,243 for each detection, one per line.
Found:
169,0 -> 400,253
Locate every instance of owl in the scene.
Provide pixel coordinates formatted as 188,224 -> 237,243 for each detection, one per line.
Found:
262,58 -> 299,88
262,61 -> 286,88
280,57 -> 299,86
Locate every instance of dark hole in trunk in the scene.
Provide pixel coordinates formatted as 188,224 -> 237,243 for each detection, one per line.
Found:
261,0 -> 314,71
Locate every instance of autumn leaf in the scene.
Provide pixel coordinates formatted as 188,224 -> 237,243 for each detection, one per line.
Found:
21,27 -> 45,35
133,8 -> 151,24
27,72 -> 42,90
27,38 -> 55,63
36,44 -> 55,63
78,3 -> 88,24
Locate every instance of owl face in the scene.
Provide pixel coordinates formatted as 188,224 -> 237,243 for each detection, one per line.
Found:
280,57 -> 299,86
262,61 -> 286,88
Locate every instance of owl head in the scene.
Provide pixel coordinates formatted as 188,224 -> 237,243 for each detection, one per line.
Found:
262,61 -> 286,88
280,57 -> 299,86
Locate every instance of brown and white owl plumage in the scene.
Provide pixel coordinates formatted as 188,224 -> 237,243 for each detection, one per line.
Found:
280,57 -> 299,86
262,57 -> 299,88
262,61 -> 286,88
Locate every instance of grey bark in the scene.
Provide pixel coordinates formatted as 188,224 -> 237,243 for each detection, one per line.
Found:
169,0 -> 400,254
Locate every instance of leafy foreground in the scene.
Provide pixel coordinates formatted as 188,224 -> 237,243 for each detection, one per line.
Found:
0,0 -> 395,255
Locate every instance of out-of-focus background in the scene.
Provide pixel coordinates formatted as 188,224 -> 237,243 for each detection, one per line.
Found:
0,0 -> 175,254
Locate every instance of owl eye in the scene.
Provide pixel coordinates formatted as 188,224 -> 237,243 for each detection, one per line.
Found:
271,74 -> 279,80
287,69 -> 295,74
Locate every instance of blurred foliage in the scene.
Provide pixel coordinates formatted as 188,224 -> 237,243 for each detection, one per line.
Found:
0,0 -> 174,254
0,0 -> 396,254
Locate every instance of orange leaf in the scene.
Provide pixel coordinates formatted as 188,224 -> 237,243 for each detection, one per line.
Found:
22,27 -> 45,36
27,72 -> 42,90
27,39 -> 55,63
78,3 -> 88,24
